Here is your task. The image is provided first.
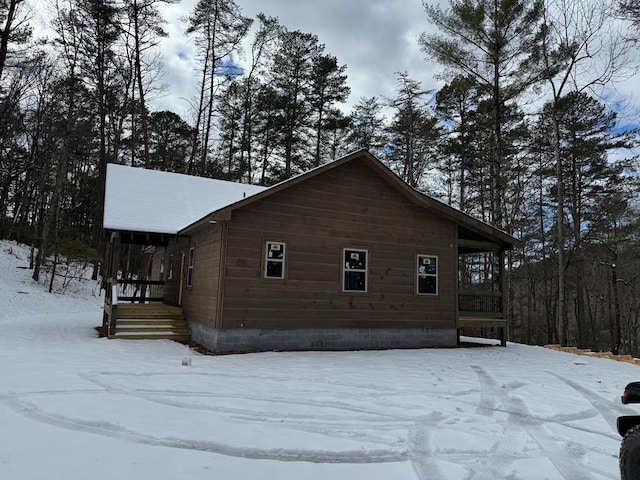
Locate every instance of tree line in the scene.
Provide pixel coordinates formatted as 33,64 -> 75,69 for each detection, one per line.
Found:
1,0 -> 639,354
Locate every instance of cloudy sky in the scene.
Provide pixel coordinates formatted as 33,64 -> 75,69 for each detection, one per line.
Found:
130,0 -> 638,130
155,0 -> 448,119
153,0 -> 640,129
30,0 -> 639,126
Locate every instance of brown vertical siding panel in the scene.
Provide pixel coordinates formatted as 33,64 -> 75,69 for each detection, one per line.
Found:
162,237 -> 190,306
219,158 -> 458,330
180,222 -> 223,327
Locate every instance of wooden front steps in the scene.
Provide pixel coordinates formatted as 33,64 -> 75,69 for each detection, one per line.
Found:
110,304 -> 190,341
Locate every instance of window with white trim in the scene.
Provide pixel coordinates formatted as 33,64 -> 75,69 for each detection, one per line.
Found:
265,241 -> 285,279
343,248 -> 368,292
186,247 -> 195,287
417,254 -> 437,295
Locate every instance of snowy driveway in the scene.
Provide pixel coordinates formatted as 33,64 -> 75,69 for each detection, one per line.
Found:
0,242 -> 632,480
0,308 -> 631,480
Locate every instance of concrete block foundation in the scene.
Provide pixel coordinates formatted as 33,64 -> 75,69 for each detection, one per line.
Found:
189,322 -> 457,353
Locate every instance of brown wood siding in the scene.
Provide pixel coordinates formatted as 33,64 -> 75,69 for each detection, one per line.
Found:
149,247 -> 166,281
220,158 -> 457,329
162,237 -> 187,306
179,222 -> 223,327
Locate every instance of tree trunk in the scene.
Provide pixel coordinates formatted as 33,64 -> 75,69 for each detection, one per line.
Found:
575,266 -> 586,347
611,252 -> 621,354
132,0 -> 150,167
0,0 -> 22,82
551,102 -> 567,346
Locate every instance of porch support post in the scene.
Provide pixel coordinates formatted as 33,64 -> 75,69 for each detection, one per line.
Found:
102,233 -> 111,330
106,231 -> 121,337
499,248 -> 507,347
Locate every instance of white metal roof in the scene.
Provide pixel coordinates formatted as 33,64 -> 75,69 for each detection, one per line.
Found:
103,164 -> 267,234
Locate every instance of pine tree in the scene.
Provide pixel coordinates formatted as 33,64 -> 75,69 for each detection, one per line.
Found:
147,110 -> 195,173
537,0 -> 634,345
308,54 -> 349,167
185,0 -> 251,176
236,14 -> 280,183
420,0 -> 546,229
434,75 -> 481,210
386,72 -> 441,190
542,91 -> 636,349
268,29 -> 323,179
346,96 -> 387,156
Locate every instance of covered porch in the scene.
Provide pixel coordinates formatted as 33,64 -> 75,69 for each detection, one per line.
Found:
102,230 -> 189,342
456,227 -> 512,346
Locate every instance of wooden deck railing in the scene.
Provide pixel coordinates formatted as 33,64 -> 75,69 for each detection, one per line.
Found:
115,279 -> 165,303
458,290 -> 506,346
458,290 -> 502,317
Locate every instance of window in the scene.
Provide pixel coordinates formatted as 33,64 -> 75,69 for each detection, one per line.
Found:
265,241 -> 285,279
417,254 -> 437,295
343,248 -> 367,292
186,248 -> 194,287
159,257 -> 165,281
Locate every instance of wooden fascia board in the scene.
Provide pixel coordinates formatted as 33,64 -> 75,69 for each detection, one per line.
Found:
104,228 -> 171,246
458,239 -> 501,252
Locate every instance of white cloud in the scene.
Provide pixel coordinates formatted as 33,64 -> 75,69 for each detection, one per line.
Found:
154,0 -> 450,117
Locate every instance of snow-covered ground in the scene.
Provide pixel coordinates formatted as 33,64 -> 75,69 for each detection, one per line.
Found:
0,239 -> 633,479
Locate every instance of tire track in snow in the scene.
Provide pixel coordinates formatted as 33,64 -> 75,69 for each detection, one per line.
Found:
472,366 -> 600,480
0,393 -> 407,464
82,372 -> 410,421
80,371 -> 412,448
551,373 -> 624,434
471,366 -> 528,480
407,412 -> 447,480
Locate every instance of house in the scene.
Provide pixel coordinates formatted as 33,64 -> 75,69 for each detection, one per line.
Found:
102,150 -> 519,351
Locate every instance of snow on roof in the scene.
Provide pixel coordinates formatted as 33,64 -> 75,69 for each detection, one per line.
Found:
103,164 -> 267,234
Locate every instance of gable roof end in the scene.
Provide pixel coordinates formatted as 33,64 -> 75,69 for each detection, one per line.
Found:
178,149 -> 520,249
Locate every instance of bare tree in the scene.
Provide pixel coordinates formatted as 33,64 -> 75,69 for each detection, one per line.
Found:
124,0 -> 175,167
539,0 -> 637,345
33,0 -> 82,283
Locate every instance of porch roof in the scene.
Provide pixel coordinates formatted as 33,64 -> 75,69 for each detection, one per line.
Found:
103,164 -> 266,235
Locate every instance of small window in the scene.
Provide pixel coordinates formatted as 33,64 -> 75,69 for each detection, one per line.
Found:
265,241 -> 285,279
159,256 -> 165,281
417,254 -> 437,295
168,255 -> 174,280
187,248 -> 195,287
343,248 -> 367,292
